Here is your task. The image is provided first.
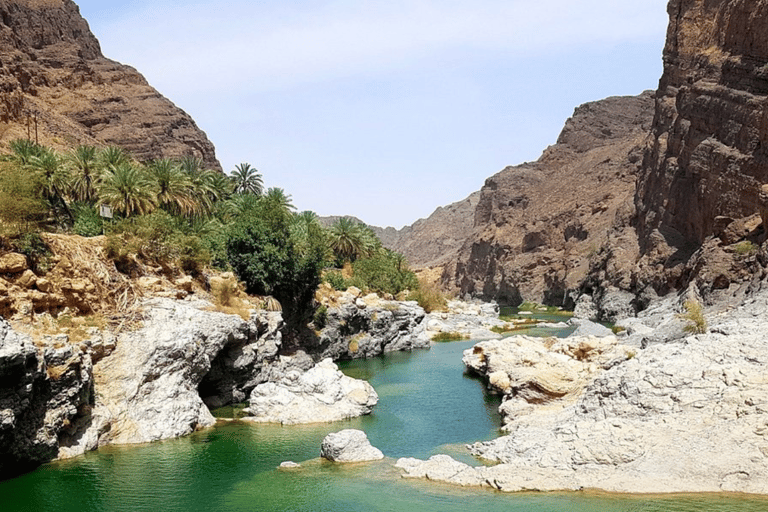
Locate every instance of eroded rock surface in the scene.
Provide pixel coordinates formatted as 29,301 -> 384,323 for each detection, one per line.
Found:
313,287 -> 427,359
441,93 -> 655,306
243,358 -> 378,425
444,289 -> 768,494
320,429 -> 383,462
0,318 -> 92,478
88,298 -> 281,446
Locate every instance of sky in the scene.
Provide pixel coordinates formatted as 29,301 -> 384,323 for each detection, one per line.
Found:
73,0 -> 669,229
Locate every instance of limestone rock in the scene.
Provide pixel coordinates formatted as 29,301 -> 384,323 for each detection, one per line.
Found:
568,318 -> 613,338
464,334 -> 630,426
395,455 -> 483,486
313,299 -> 427,360
320,429 -> 383,462
458,288 -> 768,494
91,298 -> 275,445
0,318 -> 93,479
0,253 -> 27,273
243,359 -> 378,425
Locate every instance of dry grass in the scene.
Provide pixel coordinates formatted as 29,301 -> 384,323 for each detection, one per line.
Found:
42,233 -> 144,332
46,364 -> 69,381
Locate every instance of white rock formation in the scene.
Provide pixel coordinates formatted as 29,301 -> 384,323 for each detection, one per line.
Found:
407,291 -> 768,494
88,298 -> 280,446
321,429 -> 384,462
243,359 -> 378,425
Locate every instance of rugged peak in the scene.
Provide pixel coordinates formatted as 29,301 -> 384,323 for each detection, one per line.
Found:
0,0 -> 101,59
0,0 -> 221,170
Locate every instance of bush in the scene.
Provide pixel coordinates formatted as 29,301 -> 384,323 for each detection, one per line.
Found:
323,270 -> 349,291
104,211 -> 211,272
349,249 -> 418,295
734,241 -> 758,255
11,231 -> 53,273
225,211 -> 323,316
0,163 -> 47,234
407,280 -> 447,313
71,203 -> 103,237
313,305 -> 328,329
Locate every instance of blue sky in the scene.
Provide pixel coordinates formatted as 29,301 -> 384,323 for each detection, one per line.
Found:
73,0 -> 669,228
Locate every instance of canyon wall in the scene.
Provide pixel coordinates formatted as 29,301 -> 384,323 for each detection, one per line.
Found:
442,93 -> 655,307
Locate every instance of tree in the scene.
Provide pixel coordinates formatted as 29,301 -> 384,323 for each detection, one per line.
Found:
66,145 -> 100,203
328,217 -> 366,263
230,163 -> 263,195
98,145 -> 130,170
147,158 -> 195,215
264,187 -> 295,213
98,163 -> 157,217
28,147 -> 73,221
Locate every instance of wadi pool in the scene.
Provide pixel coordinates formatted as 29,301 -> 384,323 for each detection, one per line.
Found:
2,340 -> 766,511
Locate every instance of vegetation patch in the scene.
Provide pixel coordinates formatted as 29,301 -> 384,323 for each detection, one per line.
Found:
678,299 -> 707,334
407,279 -> 447,313
733,240 -> 758,255
431,331 -> 468,342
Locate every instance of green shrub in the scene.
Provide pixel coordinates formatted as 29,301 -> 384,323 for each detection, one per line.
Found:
734,241 -> 758,255
11,231 -> 52,273
324,270 -> 349,291
225,210 -> 323,316
349,249 -> 418,295
71,203 -> 103,237
0,163 -> 47,234
313,305 -> 328,329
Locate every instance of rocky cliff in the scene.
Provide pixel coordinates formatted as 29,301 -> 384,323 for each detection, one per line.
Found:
626,0 -> 768,298
442,93 -> 655,306
0,0 -> 220,169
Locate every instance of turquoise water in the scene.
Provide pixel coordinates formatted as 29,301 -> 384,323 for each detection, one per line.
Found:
2,340 -> 767,511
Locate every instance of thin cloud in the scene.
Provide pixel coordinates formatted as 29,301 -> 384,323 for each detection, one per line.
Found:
96,0 -> 668,95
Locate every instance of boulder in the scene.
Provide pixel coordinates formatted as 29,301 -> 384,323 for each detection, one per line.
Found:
15,270 -> 37,289
243,359 -> 378,425
0,252 -> 27,273
320,429 -> 383,462
395,455 -> 482,486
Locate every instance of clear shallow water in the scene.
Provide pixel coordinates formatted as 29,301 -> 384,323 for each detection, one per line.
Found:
2,340 -> 767,511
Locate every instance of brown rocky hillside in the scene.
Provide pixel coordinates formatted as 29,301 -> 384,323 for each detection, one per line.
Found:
440,92 -> 655,306
0,0 -> 220,169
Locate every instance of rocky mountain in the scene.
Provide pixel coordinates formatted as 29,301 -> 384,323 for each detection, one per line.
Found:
441,92 -> 655,307
0,0 -> 220,169
373,192 -> 480,269
393,0 -> 768,319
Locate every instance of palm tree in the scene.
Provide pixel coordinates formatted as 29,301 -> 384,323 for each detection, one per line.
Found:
66,145 -> 100,203
230,163 -> 263,195
97,163 -> 157,217
28,147 -> 73,221
328,217 -> 366,263
147,158 -> 195,215
7,138 -> 44,165
264,187 -> 295,212
98,145 -> 130,171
